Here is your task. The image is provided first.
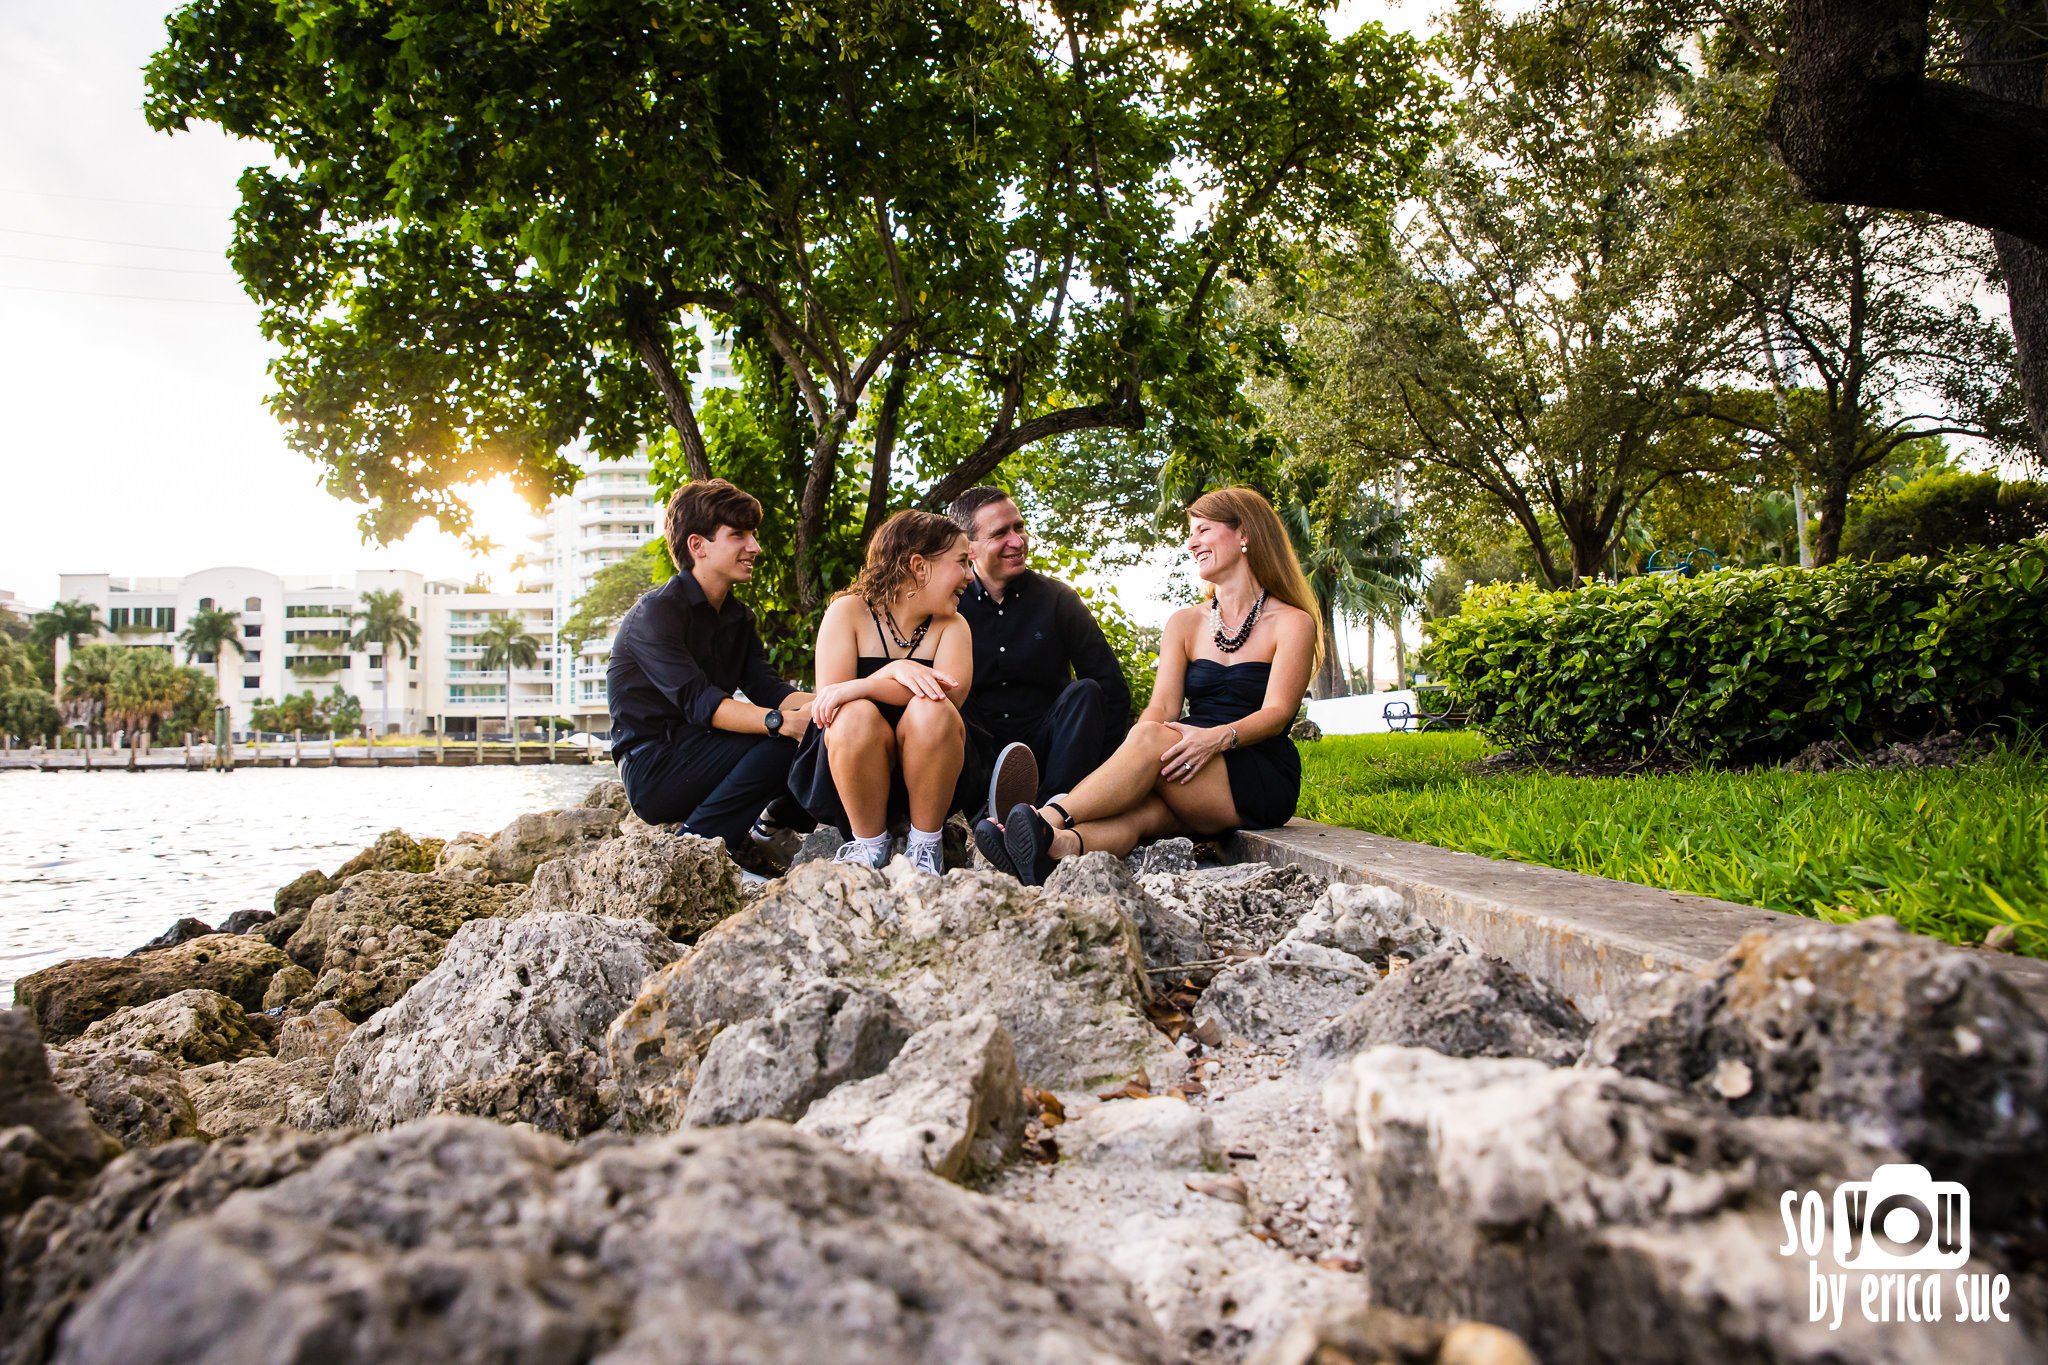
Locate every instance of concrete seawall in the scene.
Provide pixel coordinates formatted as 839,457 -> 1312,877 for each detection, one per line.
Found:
1232,817 -> 2048,1018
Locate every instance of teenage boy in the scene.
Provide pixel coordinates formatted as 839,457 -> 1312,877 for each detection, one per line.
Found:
947,486 -> 1131,814
608,479 -> 813,863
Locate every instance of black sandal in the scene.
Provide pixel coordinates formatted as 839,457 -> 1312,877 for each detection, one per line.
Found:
973,816 -> 1019,877
1004,803 -> 1055,886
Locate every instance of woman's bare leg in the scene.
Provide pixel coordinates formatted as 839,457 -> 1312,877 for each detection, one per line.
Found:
895,698 -> 965,832
1039,721 -> 1177,824
824,700 -> 895,839
1048,794 -> 1180,859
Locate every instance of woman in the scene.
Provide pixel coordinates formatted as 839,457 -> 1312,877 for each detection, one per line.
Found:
788,509 -> 980,874
975,486 -> 1320,885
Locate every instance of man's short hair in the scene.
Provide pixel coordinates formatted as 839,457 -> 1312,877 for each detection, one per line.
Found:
663,478 -> 762,570
947,486 -> 1014,537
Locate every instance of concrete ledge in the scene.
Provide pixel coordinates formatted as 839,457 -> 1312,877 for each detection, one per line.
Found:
1231,818 -> 2048,1020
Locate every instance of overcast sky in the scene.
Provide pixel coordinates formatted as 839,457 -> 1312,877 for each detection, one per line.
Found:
0,0 -> 1420,614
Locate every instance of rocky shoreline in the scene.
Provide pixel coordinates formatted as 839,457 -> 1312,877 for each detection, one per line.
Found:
4,777 -> 2044,1363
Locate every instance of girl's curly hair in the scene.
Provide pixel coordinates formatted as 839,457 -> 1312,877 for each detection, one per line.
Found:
846,509 -> 967,614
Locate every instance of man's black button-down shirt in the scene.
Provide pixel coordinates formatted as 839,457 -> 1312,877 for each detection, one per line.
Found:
956,568 -> 1132,745
607,571 -> 794,761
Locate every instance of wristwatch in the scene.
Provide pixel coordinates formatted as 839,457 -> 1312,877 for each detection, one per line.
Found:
763,707 -> 784,736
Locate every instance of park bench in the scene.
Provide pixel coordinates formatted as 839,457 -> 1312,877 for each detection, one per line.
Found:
1380,699 -> 1415,732
1414,685 -> 1471,733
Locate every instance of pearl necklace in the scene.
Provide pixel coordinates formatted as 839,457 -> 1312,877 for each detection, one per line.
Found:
1209,590 -> 1266,653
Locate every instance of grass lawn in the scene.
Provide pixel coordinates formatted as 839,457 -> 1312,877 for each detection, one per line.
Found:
1296,732 -> 2048,957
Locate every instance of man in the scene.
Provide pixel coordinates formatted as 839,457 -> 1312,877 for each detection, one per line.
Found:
947,486 -> 1132,816
608,479 -> 812,868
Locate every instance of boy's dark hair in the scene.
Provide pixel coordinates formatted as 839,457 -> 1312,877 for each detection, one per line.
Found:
945,486 -> 1013,537
663,479 -> 763,570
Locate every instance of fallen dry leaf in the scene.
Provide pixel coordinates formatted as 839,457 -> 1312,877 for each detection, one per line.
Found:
1184,1174 -> 1248,1205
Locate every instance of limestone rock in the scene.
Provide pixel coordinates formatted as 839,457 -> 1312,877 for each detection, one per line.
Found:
1285,881 -> 1458,965
682,979 -> 914,1127
269,869 -> 335,919
1584,917 -> 2048,1191
1324,1046 -> 2039,1364
431,831 -> 491,882
1061,1097 -> 1221,1170
45,1117 -> 1172,1365
0,1129 -> 345,1365
284,871 -> 529,1020
796,1011 -> 1026,1181
67,990 -> 271,1067
1197,940 -> 1381,1048
274,1002 -> 354,1064
260,964 -> 314,1010
126,917 -> 213,954
13,935 -> 291,1043
1250,1302 -> 1537,1365
433,1048 -> 615,1136
1303,953 -> 1586,1071
608,860 -> 1172,1129
525,831 -> 743,941
479,806 -> 622,883
618,811 -> 683,838
1048,851 -> 1213,975
332,828 -> 444,878
1142,861 -> 1321,956
1129,836 -> 1198,877
216,908 -> 275,936
182,1055 -> 333,1138
323,912 -> 678,1135
581,778 -> 629,812
0,1010 -> 122,1218
46,1047 -> 201,1149
790,823 -> 846,868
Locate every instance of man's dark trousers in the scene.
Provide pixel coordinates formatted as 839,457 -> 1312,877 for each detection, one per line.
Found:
619,731 -> 799,846
993,676 -> 1116,805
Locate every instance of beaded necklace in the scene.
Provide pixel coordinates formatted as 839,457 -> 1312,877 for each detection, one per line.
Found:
869,603 -> 930,657
1208,589 -> 1267,653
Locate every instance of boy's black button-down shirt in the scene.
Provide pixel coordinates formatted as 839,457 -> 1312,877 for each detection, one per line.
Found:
607,571 -> 794,761
955,568 -> 1131,743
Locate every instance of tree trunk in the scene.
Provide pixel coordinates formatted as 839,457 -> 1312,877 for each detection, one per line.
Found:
1769,0 -> 2048,246
1812,475 -> 1852,564
862,363 -> 911,547
1365,618 -> 1377,692
1313,596 -> 1348,699
1965,9 -> 2048,461
793,417 -> 852,613
1390,611 -> 1408,687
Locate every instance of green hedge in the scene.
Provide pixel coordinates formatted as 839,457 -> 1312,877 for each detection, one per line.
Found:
1425,540 -> 2048,763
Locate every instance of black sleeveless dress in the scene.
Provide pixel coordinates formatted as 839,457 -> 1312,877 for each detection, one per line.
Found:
787,651 -> 984,834
1184,658 -> 1300,829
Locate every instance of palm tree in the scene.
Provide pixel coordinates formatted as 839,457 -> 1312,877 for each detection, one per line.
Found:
349,588 -> 422,736
1280,470 -> 1421,699
477,613 -> 541,742
31,600 -> 102,653
177,606 -> 244,719
59,643 -> 123,739
107,649 -> 191,766
31,600 -> 102,708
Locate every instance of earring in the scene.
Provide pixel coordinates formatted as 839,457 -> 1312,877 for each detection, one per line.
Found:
1239,544 -> 1248,554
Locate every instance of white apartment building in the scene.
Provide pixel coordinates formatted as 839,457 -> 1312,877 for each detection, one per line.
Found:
53,568 -> 556,738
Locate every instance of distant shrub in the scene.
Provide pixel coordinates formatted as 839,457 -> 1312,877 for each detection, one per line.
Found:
1842,471 -> 2048,562
1425,540 -> 2048,763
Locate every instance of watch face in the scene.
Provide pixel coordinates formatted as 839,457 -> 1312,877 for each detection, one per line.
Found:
765,709 -> 782,734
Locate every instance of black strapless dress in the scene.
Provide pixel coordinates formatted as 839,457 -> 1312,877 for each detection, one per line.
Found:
787,655 -> 984,833
1183,658 -> 1300,829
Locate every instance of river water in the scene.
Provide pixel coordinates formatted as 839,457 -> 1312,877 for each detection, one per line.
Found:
0,765 -> 609,1006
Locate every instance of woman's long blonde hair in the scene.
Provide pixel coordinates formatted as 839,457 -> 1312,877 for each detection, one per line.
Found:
1187,486 -> 1325,672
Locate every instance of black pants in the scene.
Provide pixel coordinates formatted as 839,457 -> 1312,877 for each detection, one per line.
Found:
618,730 -> 800,847
976,677 -> 1125,807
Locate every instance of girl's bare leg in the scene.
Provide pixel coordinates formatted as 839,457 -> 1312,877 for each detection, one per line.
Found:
1040,721 -> 1176,823
895,698 -> 965,832
824,700 -> 895,840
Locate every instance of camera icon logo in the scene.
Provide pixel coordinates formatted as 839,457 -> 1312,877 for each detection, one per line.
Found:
1832,1163 -> 1969,1271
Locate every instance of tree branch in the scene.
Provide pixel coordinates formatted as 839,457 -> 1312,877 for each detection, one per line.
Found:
922,393 -> 1144,511
622,307 -> 712,481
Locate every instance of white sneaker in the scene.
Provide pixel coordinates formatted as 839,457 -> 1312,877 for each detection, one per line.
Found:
833,839 -> 890,870
907,840 -> 945,877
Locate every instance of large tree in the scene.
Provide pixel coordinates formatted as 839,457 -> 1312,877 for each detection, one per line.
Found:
146,0 -> 1440,614
1267,1 -> 1749,587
